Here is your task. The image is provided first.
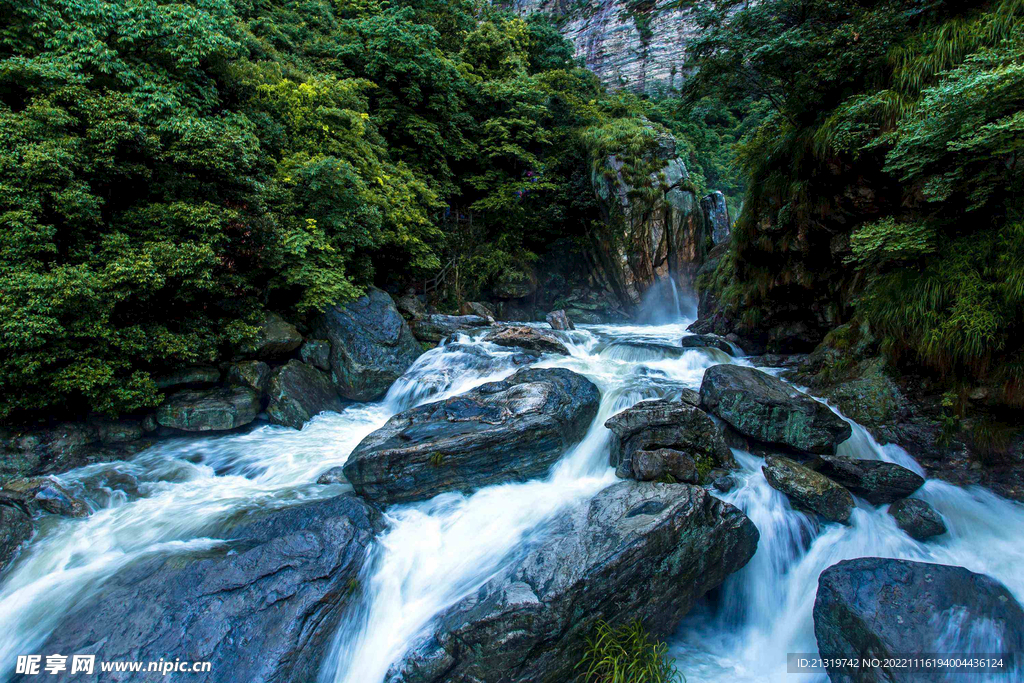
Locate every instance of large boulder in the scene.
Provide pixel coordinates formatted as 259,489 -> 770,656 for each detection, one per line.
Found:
459,301 -> 496,322
700,364 -> 852,455
0,476 -> 90,518
410,314 -> 490,344
226,360 -> 271,394
299,339 -> 332,371
604,398 -> 735,481
814,558 -> 1024,683
0,504 -> 33,573
255,312 -> 302,358
888,498 -> 947,540
482,325 -> 569,355
342,368 -> 600,506
37,495 -> 382,683
762,456 -> 854,524
814,456 -> 924,505
156,387 -> 260,432
311,287 -> 423,401
681,334 -> 735,355
266,361 -> 345,429
545,309 -> 575,331
389,482 -> 759,683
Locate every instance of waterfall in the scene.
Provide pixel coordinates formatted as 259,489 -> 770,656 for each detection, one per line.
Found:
1,318 -> 1022,683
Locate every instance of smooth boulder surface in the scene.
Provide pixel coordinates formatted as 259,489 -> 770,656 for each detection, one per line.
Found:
0,504 -> 33,573
815,456 -> 924,505
700,364 -> 851,454
814,558 -> 1024,683
156,387 -> 260,432
546,309 -> 575,331
390,481 -> 759,683
226,360 -> 271,394
681,334 -> 734,355
889,498 -> 947,540
266,361 -> 345,429
482,325 -> 570,355
631,448 -> 699,483
411,314 -> 490,344
605,398 -> 735,480
255,312 -> 302,358
311,287 -> 423,401
36,495 -> 382,683
763,456 -> 854,524
342,368 -> 600,505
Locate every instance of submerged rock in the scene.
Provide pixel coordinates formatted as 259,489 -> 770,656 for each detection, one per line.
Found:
0,476 -> 90,518
700,365 -> 852,455
266,361 -> 344,429
254,312 -> 302,358
37,495 -> 382,683
156,387 -> 260,432
311,287 -> 423,401
815,456 -> 924,505
482,325 -> 570,355
343,368 -> 600,505
605,398 -> 734,481
545,309 -> 575,331
681,334 -> 734,355
888,498 -> 947,540
762,456 -> 854,524
390,481 -> 758,683
411,314 -> 490,344
814,558 -> 1024,683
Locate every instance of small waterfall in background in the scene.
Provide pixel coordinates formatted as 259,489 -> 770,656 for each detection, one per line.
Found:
636,276 -> 697,324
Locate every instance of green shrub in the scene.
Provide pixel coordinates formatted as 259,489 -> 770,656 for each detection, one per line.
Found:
575,619 -> 682,683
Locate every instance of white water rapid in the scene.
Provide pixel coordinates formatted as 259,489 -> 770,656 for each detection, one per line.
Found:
1,307 -> 1023,683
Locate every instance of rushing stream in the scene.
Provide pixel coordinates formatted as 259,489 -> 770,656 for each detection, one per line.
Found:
2,309 -> 1023,682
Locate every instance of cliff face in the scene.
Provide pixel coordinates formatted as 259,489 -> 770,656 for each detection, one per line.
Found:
510,0 -> 705,93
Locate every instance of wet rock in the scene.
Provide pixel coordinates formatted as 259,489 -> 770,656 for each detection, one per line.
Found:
762,456 -> 854,524
814,558 -> 1024,683
700,365 -> 852,455
482,325 -> 570,356
37,495 -> 382,683
317,468 -> 347,485
605,398 -> 735,481
226,360 -> 271,393
888,498 -> 947,540
255,312 -> 302,358
681,334 -> 734,355
0,504 -> 32,574
311,287 -> 423,401
389,482 -> 759,683
545,309 -> 575,331
396,294 -> 428,321
154,366 -> 221,391
411,314 -> 491,344
701,190 -> 731,245
266,361 -> 344,430
156,387 -> 260,432
343,368 -> 600,505
815,456 -> 924,505
712,474 -> 736,493
459,301 -> 496,322
95,419 -> 145,444
750,353 -> 808,369
631,448 -> 699,483
0,476 -> 90,518
299,339 -> 332,371
0,423 -> 150,484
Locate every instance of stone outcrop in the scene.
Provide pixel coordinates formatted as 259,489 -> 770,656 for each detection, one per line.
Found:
37,495 -> 382,683
254,312 -> 302,358
156,387 -> 260,432
700,365 -> 852,455
701,190 -> 731,245
266,361 -> 345,429
389,481 -> 759,683
888,498 -> 947,540
311,287 -> 423,401
0,503 -> 32,574
341,368 -> 600,505
482,325 -> 570,355
0,476 -> 90,518
762,456 -> 854,524
410,314 -> 491,344
545,309 -> 575,331
299,339 -> 332,371
814,456 -> 924,505
226,361 -> 271,394
681,333 -> 734,355
814,558 -> 1024,683
604,398 -> 734,480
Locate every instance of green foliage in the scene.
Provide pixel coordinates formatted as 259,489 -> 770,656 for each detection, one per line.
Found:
576,619 -> 682,683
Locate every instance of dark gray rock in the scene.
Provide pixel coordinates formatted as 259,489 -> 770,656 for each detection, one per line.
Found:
35,495 -> 382,683
154,366 -> 221,391
605,398 -> 735,481
396,294 -> 428,321
1,423 -> 151,484
482,325 -> 569,355
700,364 -> 852,455
226,360 -> 271,393
631,448 -> 699,483
311,287 -> 423,401
713,474 -> 736,493
814,558 -> 1024,683
545,309 -> 575,331
681,334 -> 734,355
266,361 -> 344,430
0,504 -> 33,573
459,301 -> 496,322
156,387 -> 260,432
411,314 -> 490,344
701,190 -> 731,245
0,476 -> 90,518
389,481 -> 759,683
889,498 -> 947,540
255,312 -> 302,358
299,339 -> 332,371
343,368 -> 600,505
317,468 -> 347,485
762,456 -> 854,524
815,456 -> 924,505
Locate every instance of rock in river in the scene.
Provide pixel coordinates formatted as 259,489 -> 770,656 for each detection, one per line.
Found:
410,314 -> 491,344
389,481 -> 759,683
482,325 -> 570,355
545,309 -> 575,331
763,456 -> 854,524
815,456 -> 924,505
0,476 -> 90,518
266,360 -> 345,429
700,364 -> 851,455
888,498 -> 947,540
36,495 -> 382,683
814,558 -> 1024,683
156,387 -> 260,432
681,334 -> 734,355
0,504 -> 33,574
311,287 -> 423,401
340,368 -> 600,505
